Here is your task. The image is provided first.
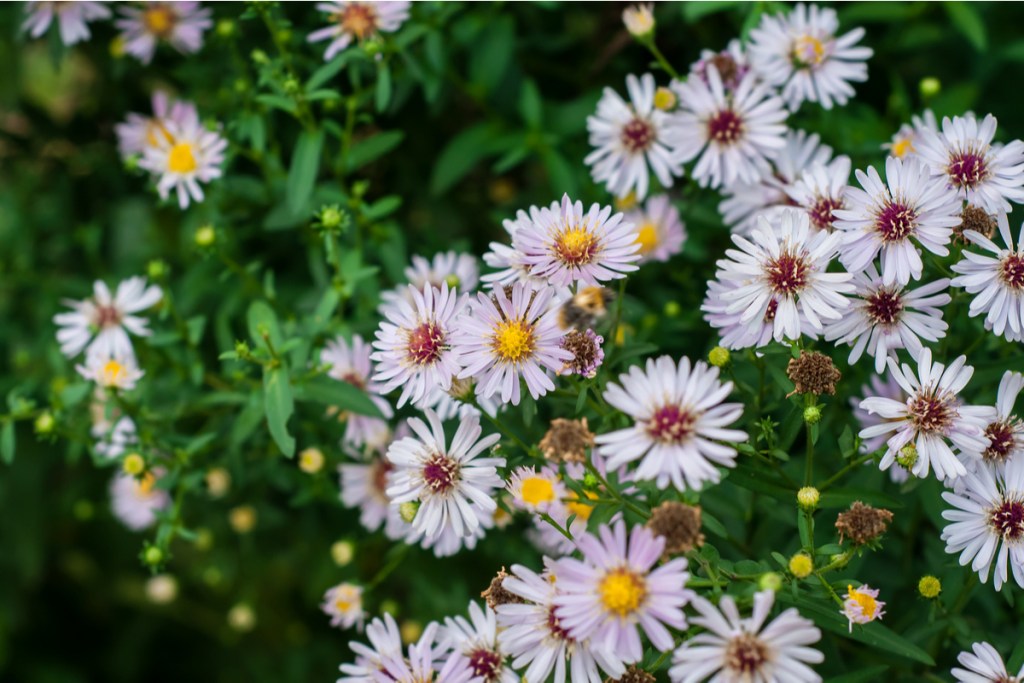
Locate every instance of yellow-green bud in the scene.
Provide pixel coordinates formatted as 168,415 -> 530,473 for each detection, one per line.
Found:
896,443 -> 918,469
400,620 -> 423,644
797,486 -> 820,510
194,224 -> 216,247
803,405 -> 822,425
708,346 -> 730,368
299,447 -> 325,474
34,411 -> 55,435
143,546 -> 164,566
788,552 -> 814,578
919,77 -> 941,98
73,499 -> 94,520
283,77 -> 300,95
251,49 -> 269,65
206,467 -> 231,498
147,259 -> 168,279
331,540 -> 355,567
653,86 -> 677,111
216,18 -> 235,38
122,453 -> 146,476
228,603 -> 256,632
582,471 -> 600,489
319,205 -> 344,230
379,599 -> 399,616
195,528 -> 214,552
229,505 -> 257,534
399,500 -> 420,523
918,575 -> 942,599
444,274 -> 461,289
663,301 -> 681,318
758,572 -> 783,592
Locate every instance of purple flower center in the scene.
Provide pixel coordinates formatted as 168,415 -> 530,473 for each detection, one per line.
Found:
763,298 -> 779,322
865,287 -> 903,326
990,499 -> 1024,541
467,648 -> 503,680
765,251 -> 810,295
725,633 -> 769,675
874,201 -> 917,243
95,304 -> 122,328
546,605 -> 574,642
647,404 -> 696,444
422,453 -> 460,494
371,458 -> 393,497
620,117 -> 655,153
947,149 -> 989,190
908,390 -> 956,434
983,421 -> 1018,463
1000,253 -> 1024,290
707,110 -> 743,144
808,196 -> 843,231
406,322 -> 445,365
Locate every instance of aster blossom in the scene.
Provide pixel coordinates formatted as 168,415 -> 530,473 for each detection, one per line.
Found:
115,91 -> 198,159
669,64 -> 788,189
338,613 -> 404,683
832,155 -> 962,285
54,276 -> 162,360
785,155 -> 852,232
595,355 -> 746,491
748,3 -> 872,111
339,443 -> 407,541
442,602 -> 518,683
385,408 -> 503,541
455,282 -> 572,406
584,73 -> 684,200
139,106 -> 227,210
851,374 -> 911,483
76,350 -> 145,391
322,335 -> 393,447
308,1 -> 411,61
379,251 -> 479,314
321,582 -> 365,631
857,349 -> 989,481
951,212 -> 1024,342
977,371 -> 1024,468
115,1 -> 212,64
669,589 -> 824,683
512,194 -> 641,287
624,194 -> 687,263
883,110 -> 939,161
952,642 -> 1024,683
916,113 -> 1024,214
23,1 -> 110,46
841,585 -> 885,631
375,623 -> 476,683
110,469 -> 171,531
941,455 -> 1024,591
690,39 -> 750,94
712,210 -> 853,343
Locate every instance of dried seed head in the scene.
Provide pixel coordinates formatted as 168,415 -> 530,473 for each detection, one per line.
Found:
646,501 -> 704,557
481,567 -> 524,610
605,666 -> 656,683
787,351 -> 841,396
955,204 -> 997,244
560,329 -> 605,378
539,418 -> 595,464
835,501 -> 894,545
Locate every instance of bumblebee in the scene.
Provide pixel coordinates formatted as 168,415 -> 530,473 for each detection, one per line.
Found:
558,286 -> 615,330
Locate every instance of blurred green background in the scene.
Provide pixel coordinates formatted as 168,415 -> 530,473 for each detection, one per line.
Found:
2,2 -> 1024,681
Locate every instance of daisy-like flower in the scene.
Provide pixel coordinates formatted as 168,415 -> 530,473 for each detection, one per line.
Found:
858,349 -> 990,481
139,107 -> 227,210
823,264 -> 950,373
410,504 -> 496,558
321,582 -> 365,631
952,642 -> 1024,683
624,194 -> 687,263
595,355 -> 746,491
442,602 -> 518,683
941,455 -> 1024,591
978,371 -> 1024,467
841,585 -> 885,631
851,374 -> 910,483
883,110 -> 938,161
456,282 -> 571,406
482,208 -> 541,287
669,589 -> 823,683
720,129 -> 833,235
785,155 -> 852,232
379,251 -> 479,314
338,613 -> 405,683
512,195 -> 641,287
115,91 -> 197,160
553,520 -> 691,664
308,1 -> 411,61
386,408 -> 503,540
669,65 -> 788,190
377,622 -> 475,683
93,414 -> 138,460
22,1 -> 110,45
832,155 -> 962,285
322,335 -> 393,447
371,281 -> 466,408
748,3 -> 872,111
54,276 -> 162,360
916,114 -> 1024,214
116,1 -> 212,64
496,560 -> 627,683
584,73 -> 684,201
110,469 -> 171,531
951,212 -> 1024,342
506,465 -> 566,514
713,210 -> 853,343
691,40 -> 750,94
339,426 -> 407,540
76,351 -> 145,391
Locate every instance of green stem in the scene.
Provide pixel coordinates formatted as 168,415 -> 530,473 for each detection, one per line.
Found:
641,38 -> 681,80
819,453 -> 875,490
584,459 -> 650,519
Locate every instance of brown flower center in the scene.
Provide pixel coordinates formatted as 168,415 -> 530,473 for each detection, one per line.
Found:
808,196 -> 843,231
875,201 -> 917,243
983,421 -> 1020,463
865,287 -> 903,326
765,251 -> 810,295
989,499 -> 1024,542
467,648 -> 503,681
1000,253 -> 1024,290
908,390 -> 956,434
336,2 -> 378,39
421,453 -> 460,494
621,118 -> 655,153
406,322 -> 446,365
708,110 -> 743,144
647,404 -> 696,444
725,633 -> 770,675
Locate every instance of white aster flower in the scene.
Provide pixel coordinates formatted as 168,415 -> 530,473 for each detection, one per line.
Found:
456,282 -> 571,406
385,408 -> 503,540
338,613 -> 404,683
669,65 -> 788,190
140,107 -> 227,210
339,424 -> 408,540
409,505 -> 495,558
308,1 -> 411,61
748,3 -> 872,111
823,264 -> 950,373
624,194 -> 687,263
321,583 -> 365,631
585,73 -> 684,200
785,155 -> 852,232
115,91 -> 198,159
110,468 -> 171,531
851,374 -> 910,483
669,589 -> 823,683
858,349 -> 990,481
941,455 -> 1024,591
841,584 -> 885,631
54,276 -> 162,360
442,602 -> 518,683
951,212 -> 1024,342
76,351 -> 145,391
92,413 -> 138,460
116,1 -> 212,64
712,209 -> 853,343
952,642 -> 1024,683
371,281 -> 466,408
482,207 -> 545,287
377,622 -> 475,683
23,1 -> 110,45
496,560 -> 627,683
379,251 -> 479,314
690,40 -> 750,94
916,114 -> 1024,214
832,155 -> 962,285
322,335 -> 393,447
978,371 -> 1024,468
595,355 -> 746,491
720,130 -> 833,235
883,110 -> 938,161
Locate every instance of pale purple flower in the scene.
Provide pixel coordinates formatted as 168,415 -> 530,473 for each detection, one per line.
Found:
690,39 -> 750,94
379,251 -> 479,314
785,155 -> 852,232
321,583 -> 365,631
951,212 -> 1024,342
139,106 -> 227,209
322,335 -> 393,447
851,374 -> 910,483
339,447 -> 406,540
22,1 -> 110,45
76,350 -> 145,391
841,584 -> 885,631
110,468 -> 170,531
977,371 -> 1024,468
952,642 -> 1024,683
883,110 -> 938,161
442,602 -> 519,683
115,91 -> 198,159
116,1 -> 212,64
338,613 -> 404,683
624,194 -> 687,263
54,276 -> 162,360
376,622 -> 475,683
308,1 -> 411,61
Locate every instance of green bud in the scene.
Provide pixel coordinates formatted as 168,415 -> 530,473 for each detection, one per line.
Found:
194,224 -> 216,247
919,77 -> 941,98
72,499 -> 94,521
708,346 -> 730,368
318,205 -> 345,230
444,274 -> 461,289
216,18 -> 235,37
663,301 -> 681,318
582,471 -> 600,489
399,500 -> 420,523
34,411 -> 55,435
803,405 -> 822,425
362,39 -> 383,55
251,49 -> 269,65
896,443 -> 918,469
283,77 -> 300,95
234,78 -> 249,94
234,340 -> 251,358
143,546 -> 164,566
379,599 -> 400,616
797,486 -> 820,511
147,259 -> 168,279
758,572 -> 783,592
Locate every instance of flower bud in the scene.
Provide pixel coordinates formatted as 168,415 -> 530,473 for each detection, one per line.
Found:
147,259 -> 168,279
216,18 -> 235,38
229,505 -> 257,534
146,575 -> 178,604
206,467 -> 231,498
299,447 -> 325,474
708,346 -> 730,368
143,546 -> 164,567
758,572 -> 783,592
896,443 -> 918,469
400,620 -> 423,644
663,301 -> 681,318
797,486 -> 820,511
622,3 -> 655,38
194,224 -> 216,247
654,86 -> 677,111
251,49 -> 269,65
788,552 -> 813,578
399,500 -> 420,523
918,575 -> 942,599
122,453 -> 145,476
803,405 -> 822,425
331,540 -> 355,567
228,603 -> 256,632
34,411 -> 55,435
919,77 -> 941,98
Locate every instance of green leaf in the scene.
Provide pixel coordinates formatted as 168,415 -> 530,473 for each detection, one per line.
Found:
287,128 -> 324,214
825,666 -> 889,683
293,376 -> 384,418
1008,631 -> 1024,672
469,16 -> 515,93
945,2 -> 987,50
247,301 -> 283,352
518,79 -> 542,127
430,123 -> 501,195
1,421 -> 14,464
376,62 -> 392,112
264,365 -> 295,457
682,1 -> 742,23
702,511 -> 729,538
306,52 -> 359,91
364,195 -> 402,221
346,131 -> 405,173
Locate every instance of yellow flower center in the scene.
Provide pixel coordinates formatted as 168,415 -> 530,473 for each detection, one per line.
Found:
565,490 -> 597,521
847,585 -> 878,618
168,142 -> 198,174
653,86 -> 677,111
101,360 -> 125,386
519,476 -> 556,506
635,223 -> 659,255
143,5 -> 176,38
599,568 -> 646,617
492,319 -> 535,362
554,227 -> 598,267
137,472 -> 157,497
891,137 -> 914,158
615,191 -> 638,211
794,35 -> 826,66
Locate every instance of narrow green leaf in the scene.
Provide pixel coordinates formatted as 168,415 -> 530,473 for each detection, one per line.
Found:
306,52 -> 359,91
1,421 -> 14,464
376,62 -> 392,112
293,376 -> 384,418
247,301 -> 283,352
945,2 -> 986,50
287,128 -> 324,214
1008,632 -> 1024,672
346,131 -> 405,173
264,365 -> 295,457
825,665 -> 889,683
430,123 -> 500,195
518,79 -> 542,127
682,1 -> 742,23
